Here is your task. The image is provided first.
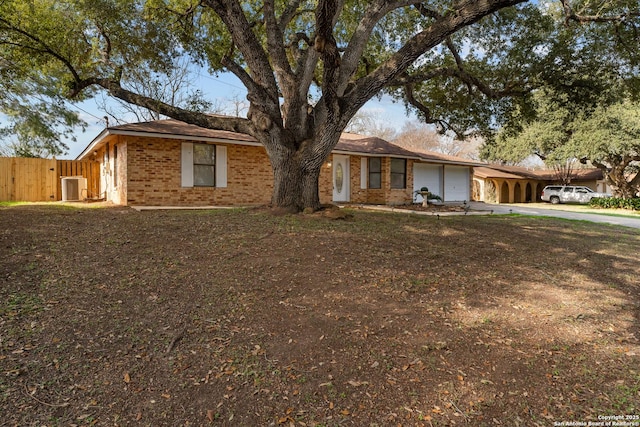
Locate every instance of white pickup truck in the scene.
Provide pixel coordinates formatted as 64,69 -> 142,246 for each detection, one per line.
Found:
541,185 -> 611,204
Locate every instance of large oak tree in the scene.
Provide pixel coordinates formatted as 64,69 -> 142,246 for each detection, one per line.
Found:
1,0 -> 638,210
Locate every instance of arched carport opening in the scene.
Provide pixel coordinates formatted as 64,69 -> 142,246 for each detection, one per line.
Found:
525,183 -> 533,202
483,179 -> 498,203
500,181 -> 509,203
514,182 -> 522,203
472,180 -> 482,201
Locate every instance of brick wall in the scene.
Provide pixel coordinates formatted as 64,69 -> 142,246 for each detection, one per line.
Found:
116,138 -> 127,205
124,136 -> 273,206
319,154 -> 414,206
100,135 -> 417,207
319,159 -> 333,204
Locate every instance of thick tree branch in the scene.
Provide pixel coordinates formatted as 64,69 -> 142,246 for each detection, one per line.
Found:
338,0 -> 423,93
344,0 -> 527,116
278,0 -> 304,28
444,37 -> 464,71
315,0 -> 344,112
264,0 -> 294,85
201,0 -> 279,102
414,3 -> 442,20
416,2 -> 473,94
263,0 -> 313,137
393,66 -> 529,98
285,31 -> 319,101
404,83 -> 466,138
220,55 -> 276,107
95,22 -> 112,64
82,77 -> 253,134
630,168 -> 640,188
0,18 -> 83,85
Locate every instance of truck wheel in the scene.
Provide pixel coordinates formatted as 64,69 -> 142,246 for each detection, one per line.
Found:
550,196 -> 560,204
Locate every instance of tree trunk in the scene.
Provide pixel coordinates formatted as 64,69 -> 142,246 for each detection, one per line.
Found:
604,160 -> 637,199
259,123 -> 341,212
270,152 -> 322,212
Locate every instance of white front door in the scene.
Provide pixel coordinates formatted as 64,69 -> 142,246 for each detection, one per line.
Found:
332,155 -> 350,202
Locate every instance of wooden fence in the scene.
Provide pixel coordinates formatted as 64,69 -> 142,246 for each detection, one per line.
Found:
0,157 -> 100,202
55,160 -> 101,201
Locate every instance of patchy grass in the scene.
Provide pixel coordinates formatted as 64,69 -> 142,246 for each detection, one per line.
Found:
1,205 -> 639,426
0,201 -> 30,207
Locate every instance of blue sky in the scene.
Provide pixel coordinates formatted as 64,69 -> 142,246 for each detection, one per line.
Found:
62,72 -> 417,159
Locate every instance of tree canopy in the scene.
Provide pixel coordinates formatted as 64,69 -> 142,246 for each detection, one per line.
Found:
1,0 -> 639,208
0,72 -> 85,157
573,102 -> 640,197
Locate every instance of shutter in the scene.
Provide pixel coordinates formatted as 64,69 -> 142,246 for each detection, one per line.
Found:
181,142 -> 194,187
216,145 -> 227,188
360,157 -> 367,189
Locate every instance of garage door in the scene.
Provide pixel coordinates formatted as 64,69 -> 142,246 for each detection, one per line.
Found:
444,166 -> 470,201
413,164 -> 442,199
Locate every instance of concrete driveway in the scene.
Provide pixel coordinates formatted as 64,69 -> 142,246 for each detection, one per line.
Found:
470,202 -> 640,230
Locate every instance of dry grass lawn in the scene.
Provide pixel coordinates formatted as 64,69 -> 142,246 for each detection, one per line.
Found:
1,204 -> 639,426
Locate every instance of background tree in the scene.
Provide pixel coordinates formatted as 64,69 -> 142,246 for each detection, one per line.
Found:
0,72 -> 85,158
344,110 -> 397,140
96,57 -> 216,125
478,1 -> 640,195
573,102 -> 640,198
392,120 -> 481,159
1,0 -> 638,210
481,92 -> 640,196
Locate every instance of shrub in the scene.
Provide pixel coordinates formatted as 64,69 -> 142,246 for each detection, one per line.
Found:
590,197 -> 640,211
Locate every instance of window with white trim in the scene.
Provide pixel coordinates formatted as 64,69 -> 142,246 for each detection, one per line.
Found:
193,143 -> 216,187
182,142 -> 227,188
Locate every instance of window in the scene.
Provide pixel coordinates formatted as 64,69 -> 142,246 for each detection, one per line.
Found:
390,158 -> 406,189
368,158 -> 381,189
182,143 -> 227,188
193,144 -> 215,187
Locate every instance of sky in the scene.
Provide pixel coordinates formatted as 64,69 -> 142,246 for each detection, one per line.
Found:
60,71 -> 418,160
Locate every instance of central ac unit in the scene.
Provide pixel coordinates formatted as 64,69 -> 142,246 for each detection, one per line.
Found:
61,176 -> 87,201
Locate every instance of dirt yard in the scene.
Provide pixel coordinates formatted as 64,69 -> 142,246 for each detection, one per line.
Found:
1,204 -> 639,426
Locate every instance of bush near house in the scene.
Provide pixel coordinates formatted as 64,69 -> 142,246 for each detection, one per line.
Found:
590,197 -> 640,211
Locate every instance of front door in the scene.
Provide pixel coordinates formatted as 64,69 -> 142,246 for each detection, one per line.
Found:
332,155 -> 350,202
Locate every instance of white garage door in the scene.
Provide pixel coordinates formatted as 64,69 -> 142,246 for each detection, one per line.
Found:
413,164 -> 442,199
444,166 -> 470,201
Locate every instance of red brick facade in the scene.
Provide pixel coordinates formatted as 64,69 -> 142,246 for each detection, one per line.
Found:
93,135 -> 418,207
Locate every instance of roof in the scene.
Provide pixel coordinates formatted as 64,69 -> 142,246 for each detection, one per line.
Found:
473,166 -> 528,180
569,168 -> 604,180
475,164 -> 604,181
77,119 -> 259,159
104,119 -> 258,143
77,119 -> 470,166
409,148 -> 485,167
335,133 -> 421,158
477,164 -> 553,180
